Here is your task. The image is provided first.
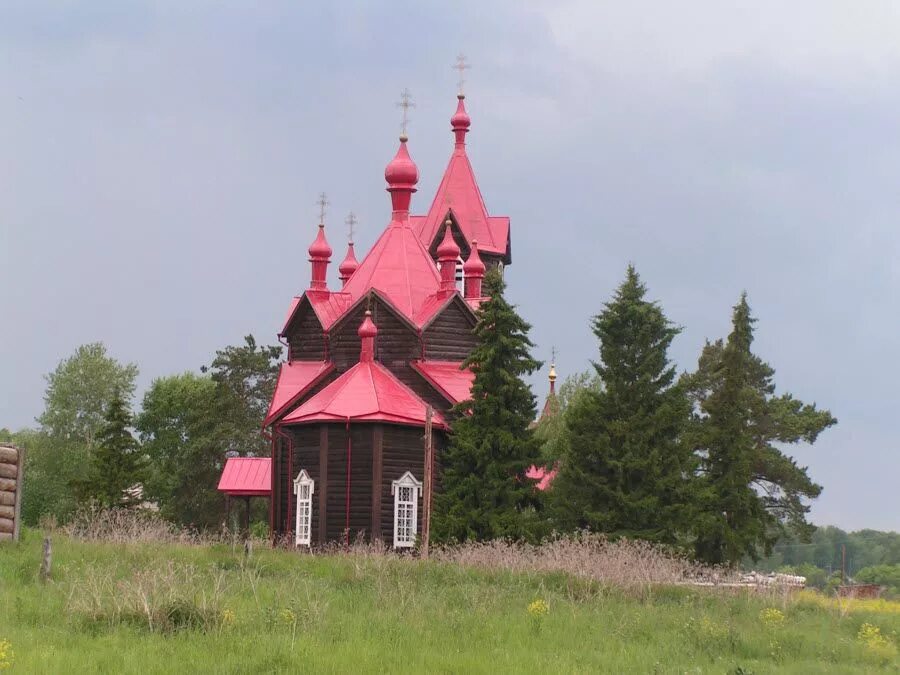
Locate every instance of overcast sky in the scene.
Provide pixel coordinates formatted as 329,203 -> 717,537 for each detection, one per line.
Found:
2,1 -> 898,531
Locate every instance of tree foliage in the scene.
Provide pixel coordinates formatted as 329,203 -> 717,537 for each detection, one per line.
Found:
38,343 -> 138,447
433,269 -> 544,543
202,335 -> 282,457
136,373 -> 228,528
550,266 -> 696,545
683,294 -> 837,564
76,388 -> 145,507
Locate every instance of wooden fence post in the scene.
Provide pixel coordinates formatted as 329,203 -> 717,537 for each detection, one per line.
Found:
40,536 -> 52,582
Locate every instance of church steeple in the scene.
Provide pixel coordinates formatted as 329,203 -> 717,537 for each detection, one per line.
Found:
308,193 -> 332,292
339,212 -> 359,285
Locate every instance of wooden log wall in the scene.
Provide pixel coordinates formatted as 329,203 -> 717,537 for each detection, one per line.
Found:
423,298 -> 477,361
286,303 -> 326,360
0,444 -> 23,542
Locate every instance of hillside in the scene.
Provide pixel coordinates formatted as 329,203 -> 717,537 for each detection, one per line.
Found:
1,529 -> 898,673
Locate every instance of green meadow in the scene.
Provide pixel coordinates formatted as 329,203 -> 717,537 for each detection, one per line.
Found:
1,530 -> 897,674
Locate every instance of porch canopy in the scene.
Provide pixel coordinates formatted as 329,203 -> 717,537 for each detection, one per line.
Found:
217,457 -> 271,497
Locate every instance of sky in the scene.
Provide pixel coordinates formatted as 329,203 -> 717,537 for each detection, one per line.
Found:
1,1 -> 898,531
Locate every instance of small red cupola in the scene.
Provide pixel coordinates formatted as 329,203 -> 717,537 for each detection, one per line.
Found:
358,310 -> 378,362
463,239 -> 485,299
339,241 -> 359,285
437,220 -> 460,294
451,93 -> 471,148
385,134 -> 419,219
308,223 -> 332,292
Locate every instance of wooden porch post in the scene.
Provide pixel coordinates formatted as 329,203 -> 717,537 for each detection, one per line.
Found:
318,426 -> 328,544
371,424 -> 383,541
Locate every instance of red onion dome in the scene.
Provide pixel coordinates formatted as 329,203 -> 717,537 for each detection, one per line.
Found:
463,239 -> 485,275
308,223 -> 332,259
451,93 -> 471,131
339,242 -> 358,279
437,223 -> 460,260
358,310 -> 378,339
384,135 -> 419,188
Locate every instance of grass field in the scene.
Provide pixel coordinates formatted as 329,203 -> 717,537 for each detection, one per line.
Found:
1,528 -> 898,674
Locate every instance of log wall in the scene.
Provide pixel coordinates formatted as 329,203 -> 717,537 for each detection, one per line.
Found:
0,444 -> 23,542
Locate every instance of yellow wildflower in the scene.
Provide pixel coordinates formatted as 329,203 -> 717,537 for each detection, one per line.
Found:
0,639 -> 13,671
527,599 -> 549,618
280,608 -> 297,626
759,607 -> 785,629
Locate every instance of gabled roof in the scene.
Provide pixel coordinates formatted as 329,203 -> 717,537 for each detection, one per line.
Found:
282,359 -> 448,429
280,292 -> 353,336
264,360 -> 335,426
341,220 -> 442,319
217,457 -> 271,496
410,360 -> 475,405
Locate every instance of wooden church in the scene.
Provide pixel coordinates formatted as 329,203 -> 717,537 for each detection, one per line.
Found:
264,92 -> 512,548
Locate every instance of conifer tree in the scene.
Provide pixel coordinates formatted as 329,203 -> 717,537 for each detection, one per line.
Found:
551,265 -> 696,545
684,294 -> 836,564
433,269 -> 543,542
78,388 -> 145,507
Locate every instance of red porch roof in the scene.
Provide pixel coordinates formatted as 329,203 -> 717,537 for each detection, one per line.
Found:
218,457 -> 272,496
281,359 -> 448,429
264,360 -> 335,426
410,360 -> 474,404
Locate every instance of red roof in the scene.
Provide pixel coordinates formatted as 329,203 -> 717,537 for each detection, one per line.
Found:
410,360 -> 474,404
412,96 -> 510,257
264,361 -> 335,426
526,464 -> 558,491
282,359 -> 448,429
341,219 -> 442,319
218,457 -> 272,496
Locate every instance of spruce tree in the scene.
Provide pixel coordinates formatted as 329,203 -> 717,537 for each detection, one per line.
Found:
78,388 -> 145,507
551,265 -> 696,545
433,268 -> 543,543
684,294 -> 836,564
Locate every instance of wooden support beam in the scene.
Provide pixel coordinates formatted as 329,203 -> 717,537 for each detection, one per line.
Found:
372,424 -> 383,541
318,426 -> 328,545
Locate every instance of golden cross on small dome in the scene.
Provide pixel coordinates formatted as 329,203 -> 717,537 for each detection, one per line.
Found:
396,88 -> 415,135
453,53 -> 470,94
316,192 -> 329,225
345,212 -> 358,243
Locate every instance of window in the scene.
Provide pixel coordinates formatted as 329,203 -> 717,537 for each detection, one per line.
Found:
391,471 -> 423,548
455,256 -> 464,292
293,469 -> 314,547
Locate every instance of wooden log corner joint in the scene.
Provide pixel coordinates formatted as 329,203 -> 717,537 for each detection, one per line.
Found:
0,444 -> 24,543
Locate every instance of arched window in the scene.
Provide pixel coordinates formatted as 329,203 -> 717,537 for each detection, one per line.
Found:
455,256 -> 464,292
293,469 -> 314,547
391,471 -> 422,548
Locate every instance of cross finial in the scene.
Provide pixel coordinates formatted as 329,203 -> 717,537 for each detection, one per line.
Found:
396,88 -> 415,135
345,211 -> 357,243
551,345 -> 557,365
316,192 -> 329,224
453,53 -> 470,94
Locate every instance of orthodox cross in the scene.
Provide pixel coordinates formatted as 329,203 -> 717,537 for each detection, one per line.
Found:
396,88 -> 415,135
316,192 -> 329,224
551,345 -> 557,365
453,53 -> 470,94
345,212 -> 357,243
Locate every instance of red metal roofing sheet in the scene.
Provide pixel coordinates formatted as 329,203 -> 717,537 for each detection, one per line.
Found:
281,359 -> 447,429
410,360 -> 474,404
217,457 -> 272,496
264,361 -> 335,426
341,220 -> 442,320
414,148 -> 508,255
525,464 -> 558,492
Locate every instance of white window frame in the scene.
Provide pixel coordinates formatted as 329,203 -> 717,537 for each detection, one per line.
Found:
455,256 -> 465,292
391,471 -> 423,549
293,469 -> 315,547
